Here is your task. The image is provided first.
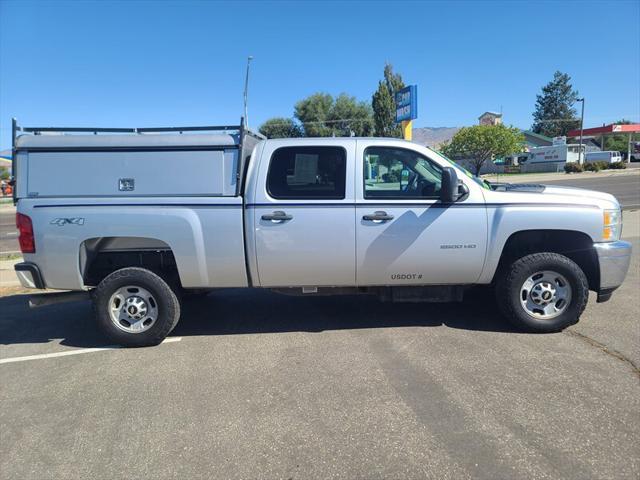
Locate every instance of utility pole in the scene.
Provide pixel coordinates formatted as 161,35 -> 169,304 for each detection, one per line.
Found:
243,56 -> 253,128
576,98 -> 585,164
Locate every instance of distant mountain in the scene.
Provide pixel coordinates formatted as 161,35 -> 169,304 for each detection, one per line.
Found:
412,127 -> 460,149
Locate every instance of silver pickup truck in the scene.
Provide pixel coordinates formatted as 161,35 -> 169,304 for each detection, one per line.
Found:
10,120 -> 632,346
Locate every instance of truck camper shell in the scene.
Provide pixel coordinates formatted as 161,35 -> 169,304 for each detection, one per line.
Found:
11,118 -> 264,201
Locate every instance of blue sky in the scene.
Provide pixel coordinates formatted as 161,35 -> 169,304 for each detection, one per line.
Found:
1,0 -> 638,149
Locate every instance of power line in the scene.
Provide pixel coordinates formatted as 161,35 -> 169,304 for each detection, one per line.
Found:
262,117 -> 373,127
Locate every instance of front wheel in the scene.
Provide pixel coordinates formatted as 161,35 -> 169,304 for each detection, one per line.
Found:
93,267 -> 181,347
496,252 -> 589,332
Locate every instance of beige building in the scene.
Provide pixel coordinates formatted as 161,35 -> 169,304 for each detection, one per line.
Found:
478,111 -> 503,126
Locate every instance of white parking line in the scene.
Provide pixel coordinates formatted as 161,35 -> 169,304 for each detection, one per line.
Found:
0,337 -> 182,365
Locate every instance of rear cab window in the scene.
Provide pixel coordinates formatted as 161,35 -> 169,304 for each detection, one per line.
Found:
267,146 -> 346,199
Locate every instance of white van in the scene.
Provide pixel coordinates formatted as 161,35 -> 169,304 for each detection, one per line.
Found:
585,151 -> 622,164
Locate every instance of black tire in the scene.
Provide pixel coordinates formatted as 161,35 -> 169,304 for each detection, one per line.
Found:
496,252 -> 589,332
93,267 -> 181,347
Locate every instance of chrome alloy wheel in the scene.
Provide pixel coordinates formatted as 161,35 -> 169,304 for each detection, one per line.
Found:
519,270 -> 572,320
108,285 -> 158,333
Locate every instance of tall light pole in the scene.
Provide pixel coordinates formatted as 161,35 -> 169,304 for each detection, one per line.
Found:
243,56 -> 253,128
576,97 -> 585,164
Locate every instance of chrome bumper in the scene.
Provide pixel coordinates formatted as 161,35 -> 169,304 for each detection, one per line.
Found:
593,240 -> 632,299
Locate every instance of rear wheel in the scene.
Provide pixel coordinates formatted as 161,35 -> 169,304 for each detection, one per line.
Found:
496,252 -> 589,332
93,267 -> 180,346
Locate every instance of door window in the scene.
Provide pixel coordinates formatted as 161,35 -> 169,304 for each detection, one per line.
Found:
267,146 -> 346,199
364,147 -> 442,199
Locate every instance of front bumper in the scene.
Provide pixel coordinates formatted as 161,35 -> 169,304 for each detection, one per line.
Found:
593,240 -> 632,302
14,262 -> 45,289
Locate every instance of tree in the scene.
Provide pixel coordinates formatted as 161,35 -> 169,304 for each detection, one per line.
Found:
258,117 -> 302,139
327,94 -> 373,137
294,93 -> 373,137
0,167 -> 9,181
372,63 -> 405,137
441,124 -> 525,176
294,93 -> 334,137
603,119 -> 640,152
531,71 -> 580,137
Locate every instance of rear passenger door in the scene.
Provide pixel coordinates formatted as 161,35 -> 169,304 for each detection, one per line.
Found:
251,141 -> 356,287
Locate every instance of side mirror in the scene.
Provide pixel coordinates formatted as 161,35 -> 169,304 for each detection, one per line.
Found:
440,167 -> 459,203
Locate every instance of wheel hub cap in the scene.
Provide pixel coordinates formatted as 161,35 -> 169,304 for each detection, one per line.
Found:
531,282 -> 556,305
108,286 -> 158,334
520,271 -> 572,320
124,296 -> 147,319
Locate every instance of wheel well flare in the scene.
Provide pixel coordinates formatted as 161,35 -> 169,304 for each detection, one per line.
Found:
495,230 -> 599,291
80,237 -> 179,287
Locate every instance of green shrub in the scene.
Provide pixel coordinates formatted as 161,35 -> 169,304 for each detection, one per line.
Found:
608,161 -> 627,170
564,163 -> 583,173
584,162 -> 602,172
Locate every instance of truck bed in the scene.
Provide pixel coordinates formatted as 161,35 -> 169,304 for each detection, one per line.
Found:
11,122 -> 265,290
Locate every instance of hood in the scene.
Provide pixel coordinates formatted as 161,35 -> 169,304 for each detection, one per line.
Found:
539,185 -> 619,206
486,183 -> 619,209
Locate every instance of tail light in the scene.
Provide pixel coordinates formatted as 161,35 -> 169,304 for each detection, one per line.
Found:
16,213 -> 35,253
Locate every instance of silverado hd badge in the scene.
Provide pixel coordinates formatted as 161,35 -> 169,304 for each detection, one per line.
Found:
440,243 -> 477,249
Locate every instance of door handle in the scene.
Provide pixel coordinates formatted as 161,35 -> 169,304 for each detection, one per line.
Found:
362,211 -> 394,222
261,210 -> 293,222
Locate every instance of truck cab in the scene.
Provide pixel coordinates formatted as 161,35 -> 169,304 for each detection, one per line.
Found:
245,138 -> 488,288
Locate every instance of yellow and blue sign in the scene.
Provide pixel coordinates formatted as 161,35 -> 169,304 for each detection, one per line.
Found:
395,85 -> 418,123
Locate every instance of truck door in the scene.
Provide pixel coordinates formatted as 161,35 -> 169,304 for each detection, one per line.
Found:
355,141 -> 487,286
251,141 -> 356,287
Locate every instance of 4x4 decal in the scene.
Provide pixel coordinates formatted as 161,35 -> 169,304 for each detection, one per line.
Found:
50,217 -> 85,226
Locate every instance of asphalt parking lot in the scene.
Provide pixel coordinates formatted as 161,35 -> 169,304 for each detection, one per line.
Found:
1,211 -> 638,479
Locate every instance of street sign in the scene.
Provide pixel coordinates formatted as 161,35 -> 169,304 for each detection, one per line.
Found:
552,136 -> 566,146
395,85 -> 418,123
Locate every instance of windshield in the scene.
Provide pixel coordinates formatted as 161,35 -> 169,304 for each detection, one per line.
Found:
426,147 -> 492,190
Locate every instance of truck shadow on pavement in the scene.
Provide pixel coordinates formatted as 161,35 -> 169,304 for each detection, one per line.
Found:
0,287 -> 521,349
175,287 -> 520,338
